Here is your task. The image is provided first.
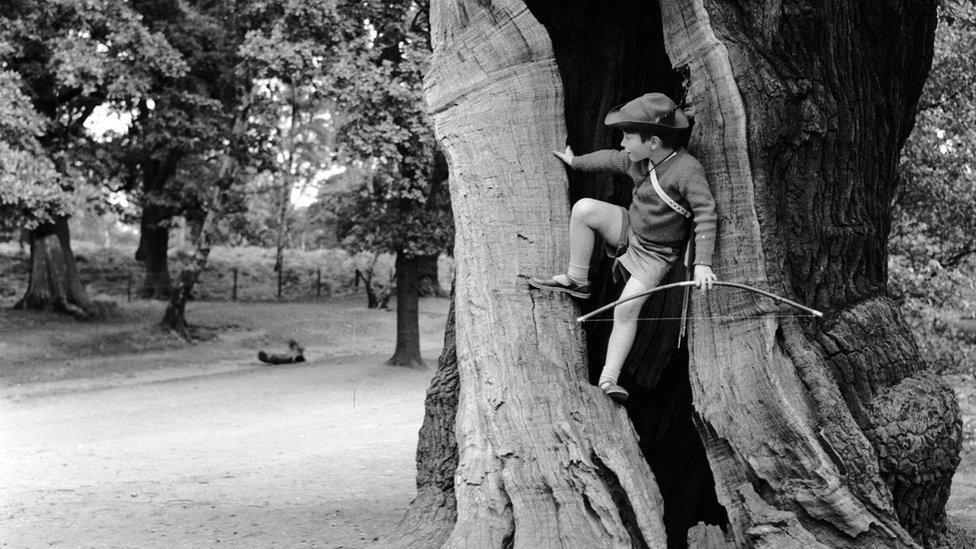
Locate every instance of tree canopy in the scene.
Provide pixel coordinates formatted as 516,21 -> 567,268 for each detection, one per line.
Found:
328,0 -> 453,259
0,0 -> 185,232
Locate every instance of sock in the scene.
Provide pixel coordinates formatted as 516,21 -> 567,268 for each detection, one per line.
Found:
599,368 -> 621,387
567,262 -> 589,285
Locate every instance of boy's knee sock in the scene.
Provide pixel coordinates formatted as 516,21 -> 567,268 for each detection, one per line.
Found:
598,365 -> 621,386
567,262 -> 589,285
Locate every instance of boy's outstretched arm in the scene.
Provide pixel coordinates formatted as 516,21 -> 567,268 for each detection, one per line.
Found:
553,145 -> 574,166
555,144 -> 632,176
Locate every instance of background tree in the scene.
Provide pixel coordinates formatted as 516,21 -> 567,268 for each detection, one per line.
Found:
391,0 -> 965,547
329,0 -> 454,369
889,0 -> 976,374
0,69 -> 78,308
108,0 -> 246,300
1,0 -> 185,317
159,0 -> 342,333
237,2 -> 342,288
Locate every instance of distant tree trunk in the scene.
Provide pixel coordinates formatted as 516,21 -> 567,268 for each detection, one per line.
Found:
14,217 -> 98,319
363,271 -> 379,308
135,204 -> 173,300
134,149 -> 181,300
387,250 -> 425,368
417,254 -> 443,297
394,0 -> 962,547
355,266 -> 381,309
161,205 -> 212,337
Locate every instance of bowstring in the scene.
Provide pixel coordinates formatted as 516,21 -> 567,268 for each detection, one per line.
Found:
578,314 -> 820,323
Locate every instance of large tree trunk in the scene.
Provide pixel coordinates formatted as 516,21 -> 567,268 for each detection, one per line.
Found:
418,1 -> 669,546
661,2 -> 960,546
14,216 -> 99,319
387,251 -> 426,369
395,0 -> 963,547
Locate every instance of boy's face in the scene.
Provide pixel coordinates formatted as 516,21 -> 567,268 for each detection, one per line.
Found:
620,132 -> 656,162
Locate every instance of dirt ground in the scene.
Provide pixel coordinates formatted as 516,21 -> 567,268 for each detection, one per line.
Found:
1,296 -> 449,548
1,295 -> 974,548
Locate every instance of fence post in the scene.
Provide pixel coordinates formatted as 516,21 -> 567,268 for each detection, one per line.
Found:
232,268 -> 238,300
127,271 -> 132,302
317,268 -> 321,297
277,262 -> 283,299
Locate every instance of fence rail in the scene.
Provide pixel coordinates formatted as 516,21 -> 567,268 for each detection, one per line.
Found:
83,266 -> 367,302
1,250 -> 452,303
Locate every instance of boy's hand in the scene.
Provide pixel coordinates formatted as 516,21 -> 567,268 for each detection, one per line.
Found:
553,145 -> 574,166
693,265 -> 717,293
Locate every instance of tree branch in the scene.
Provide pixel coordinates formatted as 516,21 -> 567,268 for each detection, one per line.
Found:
941,246 -> 976,268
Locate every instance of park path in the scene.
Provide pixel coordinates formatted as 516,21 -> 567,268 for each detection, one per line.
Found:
0,298 -> 448,549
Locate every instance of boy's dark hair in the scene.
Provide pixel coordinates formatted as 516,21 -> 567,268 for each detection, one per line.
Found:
638,130 -> 678,149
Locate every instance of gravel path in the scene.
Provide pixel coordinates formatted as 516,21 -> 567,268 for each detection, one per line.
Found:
1,297 -> 449,549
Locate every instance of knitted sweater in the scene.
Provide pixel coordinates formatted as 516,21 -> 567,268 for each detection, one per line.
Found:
572,149 -> 717,266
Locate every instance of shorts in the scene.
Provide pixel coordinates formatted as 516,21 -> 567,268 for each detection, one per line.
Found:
606,206 -> 681,288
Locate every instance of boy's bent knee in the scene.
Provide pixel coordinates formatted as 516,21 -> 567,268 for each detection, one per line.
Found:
572,198 -> 609,224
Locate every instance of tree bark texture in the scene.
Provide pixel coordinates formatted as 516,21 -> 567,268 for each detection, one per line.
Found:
387,251 -> 426,369
15,216 -> 99,318
658,1 -> 960,546
425,1 -> 668,547
409,0 -> 962,547
384,286 -> 460,547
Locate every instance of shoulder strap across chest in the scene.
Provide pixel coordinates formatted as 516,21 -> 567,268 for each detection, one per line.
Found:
649,154 -> 691,218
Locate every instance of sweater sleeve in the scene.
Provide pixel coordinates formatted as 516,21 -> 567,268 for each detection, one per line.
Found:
570,149 -> 632,176
679,163 -> 717,266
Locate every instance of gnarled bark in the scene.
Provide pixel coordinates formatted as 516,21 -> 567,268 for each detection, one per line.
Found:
658,1 -> 960,546
384,286 -> 460,547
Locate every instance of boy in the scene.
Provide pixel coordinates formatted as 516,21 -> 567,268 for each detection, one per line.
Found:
529,92 -> 717,403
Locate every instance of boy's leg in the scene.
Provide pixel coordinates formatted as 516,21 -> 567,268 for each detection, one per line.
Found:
529,199 -> 623,298
566,199 -> 624,283
599,275 -> 651,392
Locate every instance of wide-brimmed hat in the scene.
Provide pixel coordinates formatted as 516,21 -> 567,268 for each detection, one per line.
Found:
604,93 -> 689,133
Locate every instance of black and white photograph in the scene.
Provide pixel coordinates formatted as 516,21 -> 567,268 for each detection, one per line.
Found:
1,0 -> 974,547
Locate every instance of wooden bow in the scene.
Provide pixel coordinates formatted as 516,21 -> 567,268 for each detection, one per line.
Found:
575,280 -> 824,323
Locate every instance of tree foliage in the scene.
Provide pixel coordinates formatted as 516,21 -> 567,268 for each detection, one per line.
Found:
890,0 -> 976,372
328,0 -> 453,258
0,0 -> 185,231
0,70 -> 67,232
